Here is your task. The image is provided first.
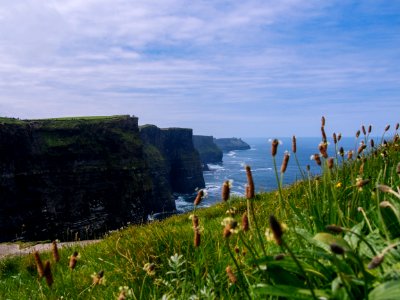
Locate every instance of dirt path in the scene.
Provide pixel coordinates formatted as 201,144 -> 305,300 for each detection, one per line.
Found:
0,240 -> 101,259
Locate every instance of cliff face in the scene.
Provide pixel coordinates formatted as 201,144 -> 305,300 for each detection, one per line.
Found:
0,116 -> 205,242
192,135 -> 223,164
214,138 -> 251,152
140,125 -> 205,196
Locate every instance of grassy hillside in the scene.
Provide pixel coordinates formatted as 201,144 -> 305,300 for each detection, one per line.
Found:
1,120 -> 400,299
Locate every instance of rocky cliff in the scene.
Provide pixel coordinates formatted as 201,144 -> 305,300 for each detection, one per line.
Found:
192,135 -> 223,165
0,116 -> 203,242
214,138 -> 251,152
140,125 -> 205,197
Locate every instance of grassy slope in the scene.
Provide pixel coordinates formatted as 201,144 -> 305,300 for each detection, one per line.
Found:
1,129 -> 400,299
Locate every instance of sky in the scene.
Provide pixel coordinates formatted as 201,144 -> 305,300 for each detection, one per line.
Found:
0,0 -> 399,138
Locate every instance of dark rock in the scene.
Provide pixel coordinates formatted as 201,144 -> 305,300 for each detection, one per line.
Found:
140,125 -> 205,195
214,138 -> 250,152
193,135 -> 223,165
0,116 -> 205,242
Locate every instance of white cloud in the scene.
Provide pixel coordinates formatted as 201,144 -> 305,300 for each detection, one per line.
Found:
0,0 -> 399,136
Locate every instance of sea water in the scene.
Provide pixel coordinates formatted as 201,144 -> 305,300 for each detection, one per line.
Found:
175,136 -> 363,212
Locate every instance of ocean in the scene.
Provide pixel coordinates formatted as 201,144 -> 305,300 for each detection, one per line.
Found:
175,136 -> 359,212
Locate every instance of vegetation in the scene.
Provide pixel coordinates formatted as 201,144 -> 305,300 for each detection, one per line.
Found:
1,119 -> 399,299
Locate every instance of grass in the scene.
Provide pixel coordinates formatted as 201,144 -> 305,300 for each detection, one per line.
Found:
1,119 -> 400,299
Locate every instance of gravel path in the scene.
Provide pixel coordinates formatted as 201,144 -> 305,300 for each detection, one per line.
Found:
0,240 -> 101,259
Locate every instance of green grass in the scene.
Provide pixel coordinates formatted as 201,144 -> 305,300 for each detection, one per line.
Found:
1,122 -> 400,299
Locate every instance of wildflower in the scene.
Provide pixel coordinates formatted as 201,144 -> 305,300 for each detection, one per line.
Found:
357,144 -> 367,155
396,123 -> 399,131
33,251 -> 45,278
339,147 -> 344,157
326,224 -> 343,233
385,124 -> 390,131
330,243 -> 345,255
143,263 -> 156,276
69,251 -> 79,270
347,150 -> 353,160
245,165 -> 255,199
333,133 -> 337,144
370,139 -> 375,148
51,240 -> 60,263
274,254 -> 285,261
321,126 -> 327,143
321,116 -> 326,127
190,214 -> 199,229
368,125 -> 372,133
241,212 -> 249,232
377,184 -> 393,194
280,151 -> 290,174
356,130 -> 360,138
327,157 -> 334,169
362,125 -> 366,135
337,133 -> 342,141
356,177 -> 370,190
43,261 -> 53,287
226,207 -> 237,215
368,255 -> 384,269
310,154 -> 322,166
292,135 -> 297,153
91,270 -> 106,285
226,266 -> 237,284
265,228 -> 274,242
335,182 -> 342,188
194,189 -> 207,206
221,180 -> 231,202
269,215 -> 283,246
306,164 -> 310,172
271,139 -> 280,157
118,286 -> 134,300
222,217 -> 239,238
194,228 -> 201,247
379,201 -> 393,208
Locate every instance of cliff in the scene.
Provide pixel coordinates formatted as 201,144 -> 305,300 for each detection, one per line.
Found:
214,138 -> 250,152
140,125 -> 205,196
192,135 -> 223,165
0,116 -> 203,242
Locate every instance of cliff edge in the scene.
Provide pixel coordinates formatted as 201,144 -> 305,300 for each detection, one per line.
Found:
214,138 -> 251,152
0,116 -> 204,242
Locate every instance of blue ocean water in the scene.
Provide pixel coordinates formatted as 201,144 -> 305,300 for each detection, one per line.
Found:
175,136 -> 358,212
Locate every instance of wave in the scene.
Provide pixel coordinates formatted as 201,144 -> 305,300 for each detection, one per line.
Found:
226,151 -> 236,157
207,164 -> 225,171
205,184 -> 221,191
175,196 -> 194,212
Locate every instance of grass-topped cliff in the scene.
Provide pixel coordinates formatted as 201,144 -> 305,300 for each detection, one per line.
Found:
0,115 -> 203,241
1,119 -> 400,299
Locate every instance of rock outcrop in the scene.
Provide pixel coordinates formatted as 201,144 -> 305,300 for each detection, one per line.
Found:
140,125 -> 205,197
214,138 -> 251,152
192,135 -> 223,165
0,116 -> 204,242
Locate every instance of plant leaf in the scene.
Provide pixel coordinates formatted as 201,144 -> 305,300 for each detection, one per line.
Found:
253,284 -> 330,299
369,280 -> 400,300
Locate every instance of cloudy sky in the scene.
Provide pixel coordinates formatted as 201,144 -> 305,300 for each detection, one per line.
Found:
0,0 -> 399,137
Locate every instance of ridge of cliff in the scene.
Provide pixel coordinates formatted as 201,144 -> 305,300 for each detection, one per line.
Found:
192,135 -> 223,165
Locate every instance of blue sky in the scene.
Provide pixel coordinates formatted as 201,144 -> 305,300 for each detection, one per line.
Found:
0,0 -> 399,137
